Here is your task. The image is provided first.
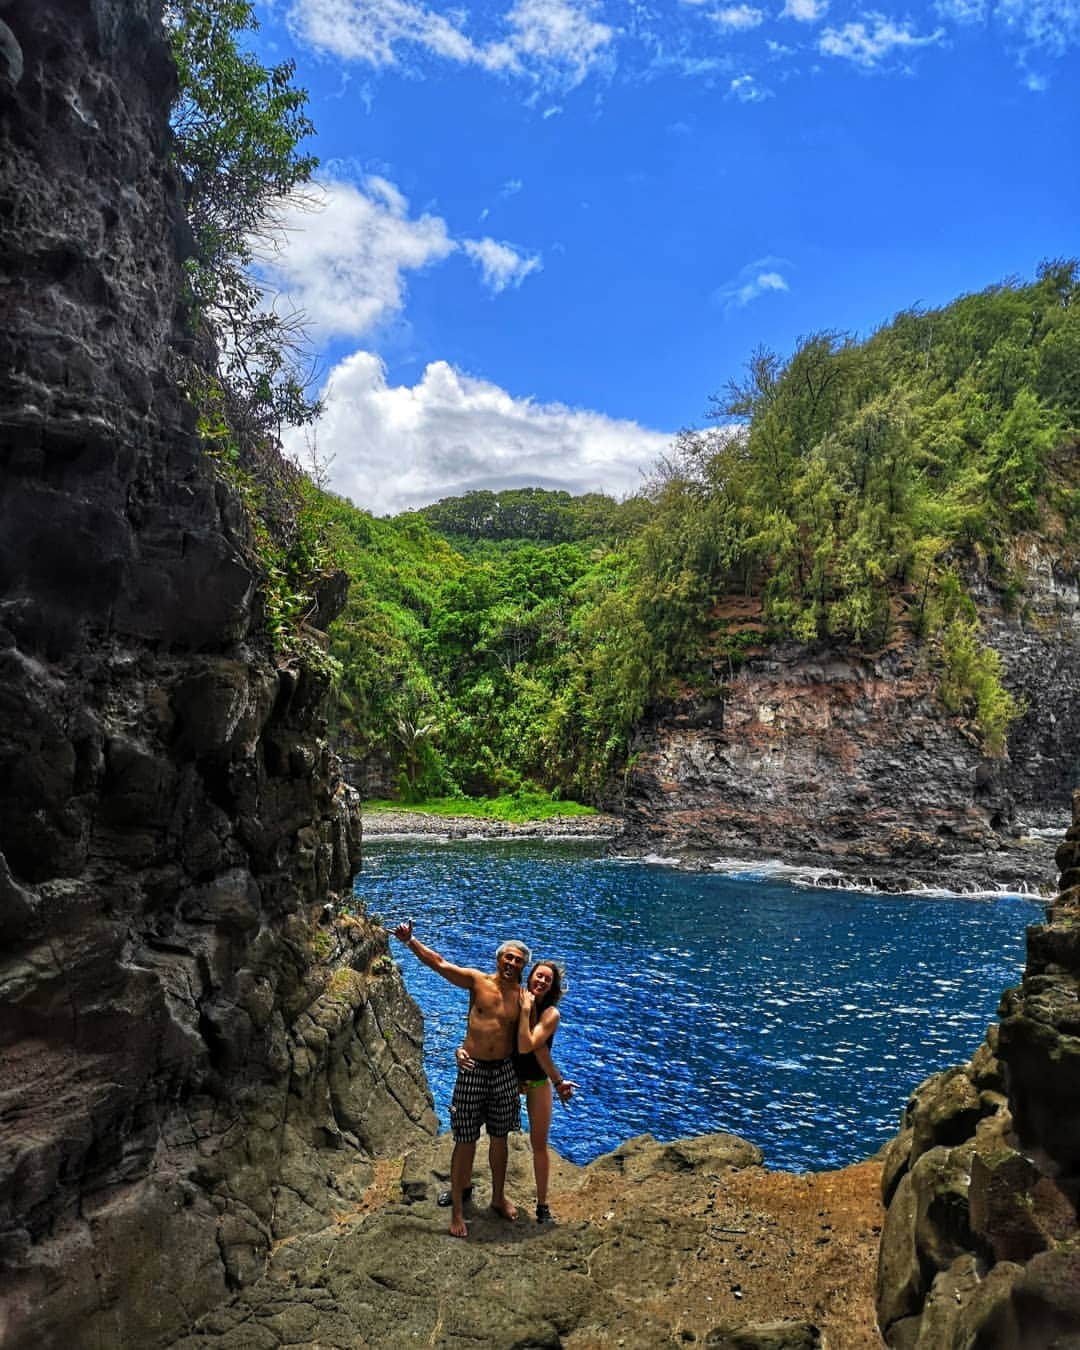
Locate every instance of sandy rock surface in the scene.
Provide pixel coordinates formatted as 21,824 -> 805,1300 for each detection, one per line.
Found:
172,1130 -> 884,1349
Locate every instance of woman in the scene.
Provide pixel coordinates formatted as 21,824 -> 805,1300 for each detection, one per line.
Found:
454,958 -> 577,1222
513,959 -> 577,1223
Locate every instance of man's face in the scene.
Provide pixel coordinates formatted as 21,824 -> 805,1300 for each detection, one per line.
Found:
497,948 -> 526,983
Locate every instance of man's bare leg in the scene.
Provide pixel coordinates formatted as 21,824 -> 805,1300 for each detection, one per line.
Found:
488,1134 -> 518,1219
450,1140 -> 476,1237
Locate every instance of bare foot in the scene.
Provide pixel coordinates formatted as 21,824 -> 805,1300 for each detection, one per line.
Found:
490,1198 -> 518,1221
449,1214 -> 468,1238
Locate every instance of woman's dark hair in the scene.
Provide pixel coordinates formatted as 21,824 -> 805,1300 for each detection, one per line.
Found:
527,959 -> 564,1014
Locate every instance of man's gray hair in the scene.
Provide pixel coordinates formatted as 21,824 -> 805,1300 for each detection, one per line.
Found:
496,939 -> 531,964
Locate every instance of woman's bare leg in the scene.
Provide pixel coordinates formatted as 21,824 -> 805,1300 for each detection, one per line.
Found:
526,1083 -> 553,1207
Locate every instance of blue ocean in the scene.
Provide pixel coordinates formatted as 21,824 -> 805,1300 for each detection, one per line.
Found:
355,840 -> 1038,1172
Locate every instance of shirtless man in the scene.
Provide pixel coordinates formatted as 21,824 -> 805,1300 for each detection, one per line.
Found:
393,920 -> 528,1237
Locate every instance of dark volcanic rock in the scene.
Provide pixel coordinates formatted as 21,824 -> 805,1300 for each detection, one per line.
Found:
0,4 -> 434,1346
875,788 -> 1080,1347
616,583 -> 1075,889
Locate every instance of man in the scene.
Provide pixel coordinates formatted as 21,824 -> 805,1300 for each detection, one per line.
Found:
392,920 -> 528,1238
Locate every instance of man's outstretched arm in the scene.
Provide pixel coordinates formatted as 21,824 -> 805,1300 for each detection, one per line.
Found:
393,919 -> 475,988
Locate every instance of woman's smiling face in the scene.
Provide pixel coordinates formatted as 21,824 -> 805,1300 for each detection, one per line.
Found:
529,964 -> 555,996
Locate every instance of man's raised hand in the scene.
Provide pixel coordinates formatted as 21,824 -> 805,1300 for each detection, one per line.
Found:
393,919 -> 414,943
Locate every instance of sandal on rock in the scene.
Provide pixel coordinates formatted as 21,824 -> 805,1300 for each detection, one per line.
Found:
437,1186 -> 474,1207
535,1204 -> 553,1224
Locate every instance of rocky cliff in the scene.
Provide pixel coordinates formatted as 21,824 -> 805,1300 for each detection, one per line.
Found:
875,787 -> 1080,1347
0,4 -> 434,1346
618,553 -> 1078,891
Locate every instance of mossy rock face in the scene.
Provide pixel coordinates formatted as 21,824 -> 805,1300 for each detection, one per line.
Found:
881,1126 -> 914,1207
877,1172 -> 924,1334
908,1067 -> 985,1165
910,1144 -> 977,1277
926,1258 -> 1026,1350
877,795 -> 1080,1348
967,1116 -> 1075,1266
1011,1239 -> 1080,1341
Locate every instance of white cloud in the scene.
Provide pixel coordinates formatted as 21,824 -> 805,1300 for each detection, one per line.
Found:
818,14 -> 944,66
287,0 -> 475,66
933,0 -> 1080,84
259,177 -> 455,339
934,0 -> 986,20
781,0 -> 828,20
462,238 -> 543,291
713,5 -> 765,28
287,0 -> 613,88
728,72 -> 773,99
257,177 -> 541,338
713,257 -> 791,307
996,0 -> 1080,57
501,178 -> 525,196
493,0 -> 614,82
285,352 -> 672,515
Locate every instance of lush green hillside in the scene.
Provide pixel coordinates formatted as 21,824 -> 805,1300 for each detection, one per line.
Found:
317,491 -> 636,799
314,264 -> 1079,800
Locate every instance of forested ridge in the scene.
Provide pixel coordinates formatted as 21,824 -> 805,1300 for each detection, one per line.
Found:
306,265 -> 1079,805
160,5 -> 1077,808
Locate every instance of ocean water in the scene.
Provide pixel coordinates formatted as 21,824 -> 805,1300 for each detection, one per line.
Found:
354,840 -> 1039,1172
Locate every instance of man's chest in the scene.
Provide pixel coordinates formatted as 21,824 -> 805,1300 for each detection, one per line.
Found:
472,980 -> 517,1021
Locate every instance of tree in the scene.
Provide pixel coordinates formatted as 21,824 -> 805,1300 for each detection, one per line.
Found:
166,0 -> 320,438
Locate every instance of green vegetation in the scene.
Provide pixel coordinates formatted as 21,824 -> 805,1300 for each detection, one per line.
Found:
365,793 -> 598,822
320,265 -> 1077,799
167,0 -> 343,673
157,25 -> 1079,805
167,0 -> 319,438
162,9 -> 1076,799
417,487 -> 651,547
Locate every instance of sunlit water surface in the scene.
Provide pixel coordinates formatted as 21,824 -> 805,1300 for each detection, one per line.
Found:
355,841 -> 1037,1171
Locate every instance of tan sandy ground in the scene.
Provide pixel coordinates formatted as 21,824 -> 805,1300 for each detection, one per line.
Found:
553,1152 -> 885,1348
396,1130 -> 886,1349
175,1132 -> 885,1348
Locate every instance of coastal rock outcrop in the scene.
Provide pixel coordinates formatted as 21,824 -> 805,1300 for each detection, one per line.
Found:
875,786 -> 1080,1347
618,565 -> 1078,891
0,4 -> 433,1346
167,1129 -> 885,1349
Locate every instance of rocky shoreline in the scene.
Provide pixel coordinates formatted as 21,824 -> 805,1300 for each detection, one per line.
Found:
362,808 -> 626,842
362,808 -> 1059,895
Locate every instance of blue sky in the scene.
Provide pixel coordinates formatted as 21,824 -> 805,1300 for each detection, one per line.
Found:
249,0 -> 1079,514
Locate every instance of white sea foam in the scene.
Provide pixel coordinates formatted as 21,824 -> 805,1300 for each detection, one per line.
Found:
610,851 -> 684,867
699,856 -> 1045,901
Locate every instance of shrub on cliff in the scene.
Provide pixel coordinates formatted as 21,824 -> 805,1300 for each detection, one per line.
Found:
165,0 -> 345,675
166,0 -> 319,440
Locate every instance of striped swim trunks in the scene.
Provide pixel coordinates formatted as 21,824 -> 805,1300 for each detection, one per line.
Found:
448,1056 -> 521,1142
